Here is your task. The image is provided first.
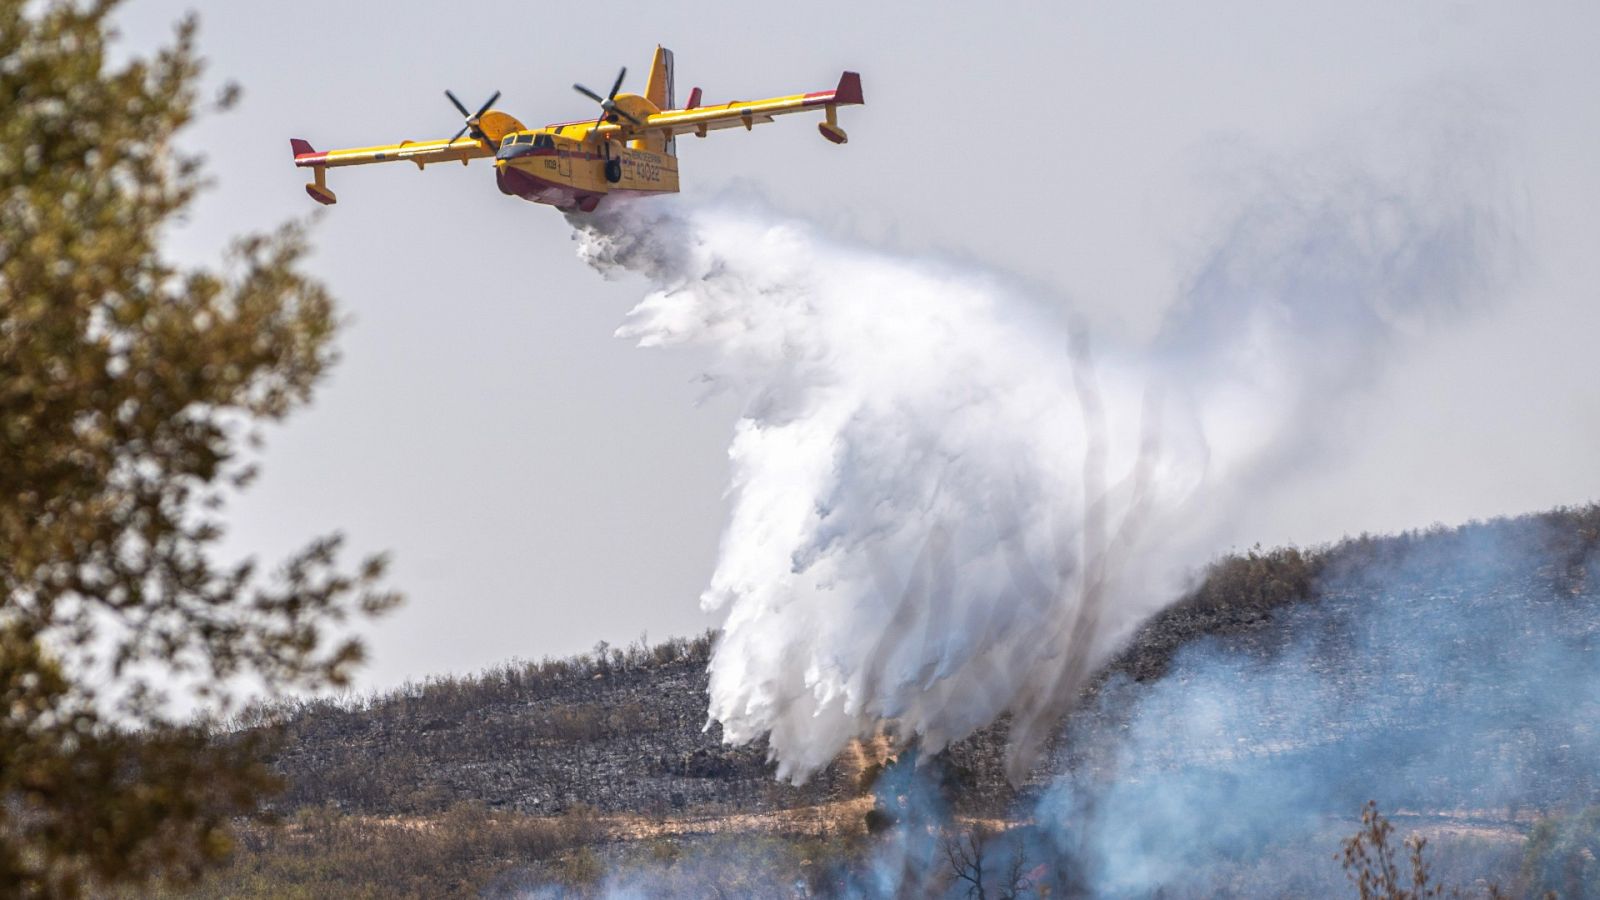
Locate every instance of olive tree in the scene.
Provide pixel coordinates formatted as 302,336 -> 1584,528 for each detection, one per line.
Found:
1,1 -> 398,894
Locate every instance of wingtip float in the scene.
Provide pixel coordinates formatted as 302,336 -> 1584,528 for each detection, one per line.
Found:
289,47 -> 864,214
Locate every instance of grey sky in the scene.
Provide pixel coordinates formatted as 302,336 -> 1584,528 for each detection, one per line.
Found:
114,0 -> 1600,694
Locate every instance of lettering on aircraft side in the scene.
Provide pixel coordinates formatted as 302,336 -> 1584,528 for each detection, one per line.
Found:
629,159 -> 663,183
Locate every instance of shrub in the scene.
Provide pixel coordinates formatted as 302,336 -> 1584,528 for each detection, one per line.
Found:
138,803 -> 607,900
1338,801 -> 1507,900
1521,806 -> 1600,898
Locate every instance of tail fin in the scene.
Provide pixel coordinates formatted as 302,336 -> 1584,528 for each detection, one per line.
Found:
643,45 -> 677,156
645,45 -> 675,111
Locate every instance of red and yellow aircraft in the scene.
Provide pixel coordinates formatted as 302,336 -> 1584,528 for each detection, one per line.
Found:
289,47 -> 863,213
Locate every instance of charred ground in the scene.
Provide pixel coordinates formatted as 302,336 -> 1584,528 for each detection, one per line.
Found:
163,505 -> 1600,898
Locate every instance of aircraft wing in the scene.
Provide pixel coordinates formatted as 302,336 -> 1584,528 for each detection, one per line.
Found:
290,92 -> 530,203
288,105 -> 530,204
601,71 -> 864,142
291,136 -> 492,170
289,136 -> 494,205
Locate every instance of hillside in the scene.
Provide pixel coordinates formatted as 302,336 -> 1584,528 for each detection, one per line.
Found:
254,632 -> 912,818
174,505 -> 1600,898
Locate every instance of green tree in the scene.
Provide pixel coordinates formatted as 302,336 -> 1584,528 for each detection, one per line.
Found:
1,1 -> 397,895
1521,806 -> 1600,898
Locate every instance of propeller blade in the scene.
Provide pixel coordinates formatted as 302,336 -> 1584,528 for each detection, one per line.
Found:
578,68 -> 634,133
445,89 -> 471,118
449,124 -> 470,144
472,90 -> 501,119
616,107 -> 643,126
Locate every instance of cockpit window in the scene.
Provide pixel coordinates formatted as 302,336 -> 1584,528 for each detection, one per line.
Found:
532,134 -> 553,149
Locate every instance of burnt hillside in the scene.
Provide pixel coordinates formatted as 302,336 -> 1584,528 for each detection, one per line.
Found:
253,631 -> 1021,819
249,505 -> 1600,825
256,633 -> 879,817
173,505 -> 1600,899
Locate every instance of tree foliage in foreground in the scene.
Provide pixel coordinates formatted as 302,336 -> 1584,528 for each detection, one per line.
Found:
1,1 -> 397,894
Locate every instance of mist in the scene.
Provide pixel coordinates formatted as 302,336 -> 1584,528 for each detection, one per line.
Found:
564,97 -> 1511,787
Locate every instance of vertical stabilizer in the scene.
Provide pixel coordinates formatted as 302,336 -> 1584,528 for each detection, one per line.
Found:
643,46 -> 676,156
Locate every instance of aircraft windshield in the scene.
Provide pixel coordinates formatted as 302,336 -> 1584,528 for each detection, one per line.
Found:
495,133 -> 555,159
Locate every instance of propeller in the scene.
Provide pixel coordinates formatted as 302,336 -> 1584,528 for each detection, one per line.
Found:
445,89 -> 502,144
573,67 -> 643,131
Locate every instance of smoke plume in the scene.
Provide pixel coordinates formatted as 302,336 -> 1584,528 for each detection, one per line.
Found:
1034,513 -> 1600,895
566,108 -> 1508,784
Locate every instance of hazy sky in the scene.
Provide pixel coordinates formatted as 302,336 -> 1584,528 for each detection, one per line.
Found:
113,0 -> 1600,694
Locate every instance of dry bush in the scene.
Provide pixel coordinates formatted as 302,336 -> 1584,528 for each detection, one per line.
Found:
942,824 -> 1035,900
134,803 -> 605,900
587,832 -> 861,899
544,706 -> 607,742
1339,801 -> 1510,900
1183,545 -> 1325,616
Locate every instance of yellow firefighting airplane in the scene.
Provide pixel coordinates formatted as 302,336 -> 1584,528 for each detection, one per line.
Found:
290,47 -> 863,213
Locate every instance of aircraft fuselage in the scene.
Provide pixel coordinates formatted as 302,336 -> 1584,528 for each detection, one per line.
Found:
494,130 -> 679,213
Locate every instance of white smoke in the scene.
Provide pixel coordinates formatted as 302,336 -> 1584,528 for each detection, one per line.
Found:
566,111 -> 1508,783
